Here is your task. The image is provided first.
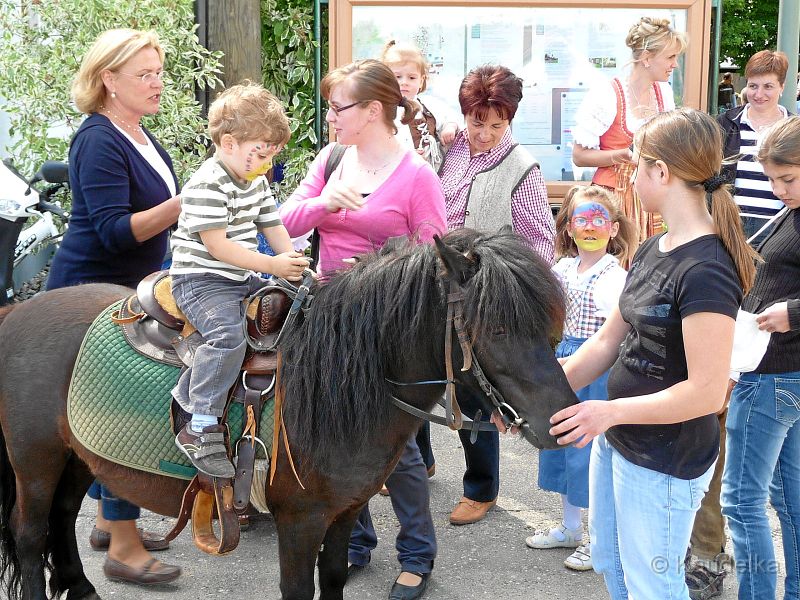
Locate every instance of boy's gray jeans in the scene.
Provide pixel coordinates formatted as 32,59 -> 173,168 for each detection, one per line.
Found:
171,272 -> 270,417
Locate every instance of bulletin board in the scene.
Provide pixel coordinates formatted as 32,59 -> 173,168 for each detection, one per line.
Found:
329,0 -> 713,201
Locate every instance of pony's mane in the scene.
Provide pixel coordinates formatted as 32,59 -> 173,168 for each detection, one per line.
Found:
279,229 -> 564,473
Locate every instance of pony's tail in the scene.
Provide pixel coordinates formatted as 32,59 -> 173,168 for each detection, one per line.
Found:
0,304 -> 21,599
0,418 -> 21,600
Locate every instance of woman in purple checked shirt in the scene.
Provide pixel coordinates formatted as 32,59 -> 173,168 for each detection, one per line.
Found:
437,64 -> 557,528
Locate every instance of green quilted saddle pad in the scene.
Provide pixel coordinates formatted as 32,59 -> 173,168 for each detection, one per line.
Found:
68,301 -> 275,480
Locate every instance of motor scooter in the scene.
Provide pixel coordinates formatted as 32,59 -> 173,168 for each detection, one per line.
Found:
0,159 -> 69,305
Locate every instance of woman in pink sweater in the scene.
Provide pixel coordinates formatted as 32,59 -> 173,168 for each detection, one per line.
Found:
279,59 -> 445,600
279,60 -> 446,277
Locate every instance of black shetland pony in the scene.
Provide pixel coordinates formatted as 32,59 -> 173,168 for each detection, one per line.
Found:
0,229 -> 577,600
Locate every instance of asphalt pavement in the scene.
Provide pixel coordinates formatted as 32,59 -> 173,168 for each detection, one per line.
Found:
72,425 -> 785,599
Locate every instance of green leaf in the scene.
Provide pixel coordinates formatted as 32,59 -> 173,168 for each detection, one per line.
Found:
0,0 -> 223,183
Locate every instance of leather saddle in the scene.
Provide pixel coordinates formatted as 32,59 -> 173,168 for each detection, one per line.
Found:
115,270 -> 292,373
110,269 -> 300,556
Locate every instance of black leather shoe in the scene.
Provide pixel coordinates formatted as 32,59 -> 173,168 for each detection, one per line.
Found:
389,571 -> 430,600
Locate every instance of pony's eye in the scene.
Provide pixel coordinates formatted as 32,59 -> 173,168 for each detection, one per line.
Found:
492,327 -> 507,336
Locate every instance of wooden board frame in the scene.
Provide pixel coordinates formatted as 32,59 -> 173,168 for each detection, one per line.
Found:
329,0 -> 712,203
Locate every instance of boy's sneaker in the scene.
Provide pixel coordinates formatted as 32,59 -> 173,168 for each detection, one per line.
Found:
175,424 -> 235,478
564,543 -> 593,571
525,524 -> 583,549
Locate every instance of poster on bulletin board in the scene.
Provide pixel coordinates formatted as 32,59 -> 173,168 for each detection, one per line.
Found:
329,0 -> 712,197
349,6 -> 689,183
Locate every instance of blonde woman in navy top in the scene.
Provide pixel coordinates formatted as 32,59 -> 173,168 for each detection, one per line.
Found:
46,29 -> 181,586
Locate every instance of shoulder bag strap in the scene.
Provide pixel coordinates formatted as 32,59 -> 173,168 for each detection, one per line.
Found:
311,144 -> 348,265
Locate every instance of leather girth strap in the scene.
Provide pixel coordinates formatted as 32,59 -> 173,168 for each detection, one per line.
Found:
165,473 -> 240,555
270,352 -> 305,489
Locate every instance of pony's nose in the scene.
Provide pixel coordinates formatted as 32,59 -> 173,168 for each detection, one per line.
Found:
522,416 -> 565,450
519,422 -> 542,448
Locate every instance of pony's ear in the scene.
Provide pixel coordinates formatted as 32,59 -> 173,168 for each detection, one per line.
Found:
434,234 -> 477,284
379,235 -> 409,256
498,224 -> 514,236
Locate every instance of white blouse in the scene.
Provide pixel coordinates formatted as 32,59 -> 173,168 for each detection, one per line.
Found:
572,79 -> 676,150
113,123 -> 177,196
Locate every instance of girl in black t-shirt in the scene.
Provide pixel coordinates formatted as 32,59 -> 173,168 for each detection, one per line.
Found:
548,108 -> 758,599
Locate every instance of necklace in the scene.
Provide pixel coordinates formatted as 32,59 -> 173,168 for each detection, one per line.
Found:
357,152 -> 396,176
749,107 -> 784,132
100,106 -> 142,135
628,80 -> 656,119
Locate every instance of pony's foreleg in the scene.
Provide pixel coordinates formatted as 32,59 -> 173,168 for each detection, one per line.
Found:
48,457 -> 98,600
317,510 -> 361,600
276,513 -> 328,600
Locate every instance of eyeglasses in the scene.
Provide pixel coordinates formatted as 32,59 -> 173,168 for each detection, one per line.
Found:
116,71 -> 166,84
571,215 -> 611,228
326,101 -> 364,115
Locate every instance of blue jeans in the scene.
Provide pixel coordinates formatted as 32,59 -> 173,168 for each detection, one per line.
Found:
87,482 -> 140,521
171,273 -> 270,417
590,433 -> 714,600
722,371 -> 800,600
349,436 -> 436,574
416,422 -> 435,471
538,335 -> 609,508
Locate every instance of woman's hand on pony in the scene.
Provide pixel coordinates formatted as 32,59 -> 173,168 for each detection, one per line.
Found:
491,410 -> 519,435
548,400 -> 619,448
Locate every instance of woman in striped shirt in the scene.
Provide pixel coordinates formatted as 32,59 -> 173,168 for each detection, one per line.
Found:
718,50 -> 791,246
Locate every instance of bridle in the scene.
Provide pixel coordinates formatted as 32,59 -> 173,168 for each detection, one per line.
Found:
387,279 -> 528,441
262,272 -> 531,441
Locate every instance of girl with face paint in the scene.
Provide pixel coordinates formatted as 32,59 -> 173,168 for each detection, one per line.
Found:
525,186 -> 637,572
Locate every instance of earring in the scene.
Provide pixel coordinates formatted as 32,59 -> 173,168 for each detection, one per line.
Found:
111,91 -> 116,98
644,63 -> 650,69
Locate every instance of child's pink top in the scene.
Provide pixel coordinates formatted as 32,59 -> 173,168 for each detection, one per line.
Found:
279,144 -> 447,275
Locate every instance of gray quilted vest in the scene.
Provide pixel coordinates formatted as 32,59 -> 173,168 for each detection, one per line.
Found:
463,144 -> 539,232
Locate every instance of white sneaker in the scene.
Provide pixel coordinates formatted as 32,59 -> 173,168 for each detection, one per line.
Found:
564,543 -> 593,571
525,524 -> 583,549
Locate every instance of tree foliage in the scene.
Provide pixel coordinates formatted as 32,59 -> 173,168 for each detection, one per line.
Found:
0,0 -> 223,181
261,0 -> 325,198
721,0 -> 779,71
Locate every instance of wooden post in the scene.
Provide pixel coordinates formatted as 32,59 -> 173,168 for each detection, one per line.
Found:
204,0 -> 262,89
777,0 -> 800,112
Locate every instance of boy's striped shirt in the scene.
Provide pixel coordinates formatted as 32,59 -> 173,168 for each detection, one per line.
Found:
171,156 -> 282,280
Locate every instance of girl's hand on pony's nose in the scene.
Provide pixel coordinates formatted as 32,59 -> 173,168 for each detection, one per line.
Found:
549,400 -> 617,448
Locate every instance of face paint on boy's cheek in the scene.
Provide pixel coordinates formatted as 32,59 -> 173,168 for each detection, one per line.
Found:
243,160 -> 272,181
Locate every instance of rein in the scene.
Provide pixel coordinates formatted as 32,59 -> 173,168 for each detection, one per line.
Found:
387,279 -> 526,435
244,268 -> 316,491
